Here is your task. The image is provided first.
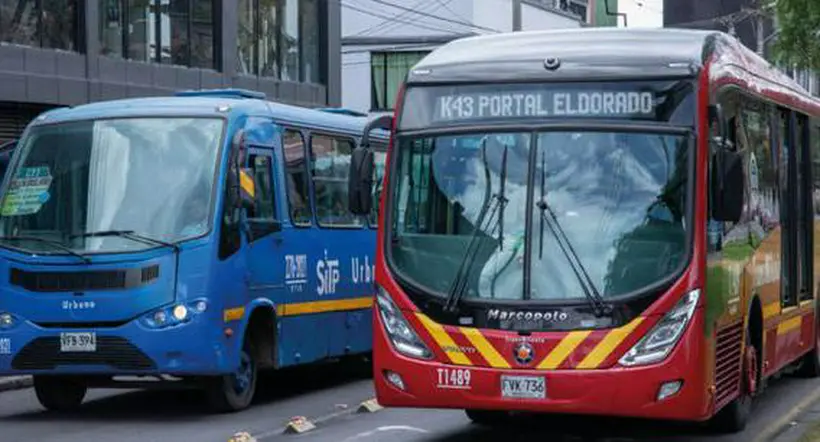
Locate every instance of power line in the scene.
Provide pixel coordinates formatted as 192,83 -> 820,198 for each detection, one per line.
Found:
341,2 -> 463,35
352,0 -> 442,36
363,0 -> 501,33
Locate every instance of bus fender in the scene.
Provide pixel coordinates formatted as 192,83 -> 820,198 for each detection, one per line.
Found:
231,298 -> 279,370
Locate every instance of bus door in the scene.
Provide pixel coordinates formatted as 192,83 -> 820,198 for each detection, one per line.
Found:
241,122 -> 287,363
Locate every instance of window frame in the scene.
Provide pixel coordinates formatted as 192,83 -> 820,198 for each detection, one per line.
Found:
1,0 -> 82,52
99,0 -> 217,69
370,50 -> 430,112
280,126 -> 313,228
308,131 -> 366,230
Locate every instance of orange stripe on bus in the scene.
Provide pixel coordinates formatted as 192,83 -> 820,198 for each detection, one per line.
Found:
537,331 -> 592,370
776,315 -> 803,336
576,317 -> 645,369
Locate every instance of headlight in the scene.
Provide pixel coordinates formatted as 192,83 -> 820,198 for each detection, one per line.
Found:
0,312 -> 16,329
140,299 -> 208,329
376,287 -> 433,360
619,289 -> 700,367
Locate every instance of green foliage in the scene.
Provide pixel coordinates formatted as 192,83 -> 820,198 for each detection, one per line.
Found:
771,0 -> 820,71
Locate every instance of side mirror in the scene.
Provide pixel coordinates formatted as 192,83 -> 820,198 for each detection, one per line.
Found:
349,114 -> 393,216
711,149 -> 744,223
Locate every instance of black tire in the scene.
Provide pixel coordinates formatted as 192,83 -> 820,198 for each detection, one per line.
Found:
710,326 -> 757,433
33,375 -> 87,412
206,343 -> 258,413
465,409 -> 509,426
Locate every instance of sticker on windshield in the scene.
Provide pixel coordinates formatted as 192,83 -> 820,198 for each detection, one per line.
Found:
1,166 -> 54,216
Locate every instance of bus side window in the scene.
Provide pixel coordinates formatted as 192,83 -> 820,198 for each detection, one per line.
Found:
310,134 -> 361,228
246,152 -> 280,241
282,129 -> 312,226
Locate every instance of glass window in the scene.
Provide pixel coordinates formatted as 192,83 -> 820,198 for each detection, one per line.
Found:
248,154 -> 276,220
282,129 -> 312,226
238,0 -> 318,82
161,0 -> 190,66
0,118 -> 224,255
299,0 -> 319,83
259,1 -> 279,78
100,0 -> 215,69
310,134 -> 360,228
813,121 -> 820,218
389,130 -> 690,300
0,0 -> 79,51
128,0 -> 156,62
237,0 -> 256,75
371,51 -> 429,111
101,0 -> 125,57
280,0 -> 299,81
190,0 -> 214,68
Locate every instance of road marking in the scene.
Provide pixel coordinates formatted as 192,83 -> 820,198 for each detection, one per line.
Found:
340,425 -> 429,442
753,384 -> 820,442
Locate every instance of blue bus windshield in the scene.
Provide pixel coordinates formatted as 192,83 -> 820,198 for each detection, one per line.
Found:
0,117 -> 224,254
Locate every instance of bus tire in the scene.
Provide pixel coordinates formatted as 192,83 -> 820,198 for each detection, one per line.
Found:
710,324 -> 757,433
206,340 -> 258,413
33,375 -> 87,412
464,409 -> 509,426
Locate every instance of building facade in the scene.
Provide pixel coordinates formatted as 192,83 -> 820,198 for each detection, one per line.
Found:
341,0 -> 589,114
0,0 -> 342,143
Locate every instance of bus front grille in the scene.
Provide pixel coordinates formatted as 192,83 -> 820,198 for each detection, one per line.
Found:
11,336 -> 156,371
9,265 -> 161,292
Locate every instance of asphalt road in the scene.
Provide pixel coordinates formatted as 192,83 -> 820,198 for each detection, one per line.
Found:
0,361 -> 817,442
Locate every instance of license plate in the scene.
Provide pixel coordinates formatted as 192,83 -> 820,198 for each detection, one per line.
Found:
60,332 -> 97,353
501,375 -> 546,399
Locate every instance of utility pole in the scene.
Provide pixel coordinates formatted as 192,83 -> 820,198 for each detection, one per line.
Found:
512,0 -> 522,31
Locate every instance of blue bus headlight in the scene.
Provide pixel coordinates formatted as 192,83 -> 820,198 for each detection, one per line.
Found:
140,299 -> 208,329
376,286 -> 433,360
619,289 -> 700,367
0,312 -> 16,329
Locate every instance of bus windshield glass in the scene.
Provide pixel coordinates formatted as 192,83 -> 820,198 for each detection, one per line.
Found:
0,117 -> 224,254
388,80 -> 694,302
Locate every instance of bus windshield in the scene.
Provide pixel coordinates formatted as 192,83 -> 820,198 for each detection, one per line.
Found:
389,129 -> 690,302
0,117 -> 224,255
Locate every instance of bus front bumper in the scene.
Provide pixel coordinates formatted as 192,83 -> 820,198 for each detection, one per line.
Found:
0,314 -> 234,376
373,314 -> 712,422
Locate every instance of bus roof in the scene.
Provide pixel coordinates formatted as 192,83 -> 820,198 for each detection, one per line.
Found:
28,94 -> 390,140
406,27 -> 820,116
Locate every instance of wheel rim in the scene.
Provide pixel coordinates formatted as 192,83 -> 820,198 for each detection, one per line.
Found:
744,344 -> 758,395
232,351 -> 253,396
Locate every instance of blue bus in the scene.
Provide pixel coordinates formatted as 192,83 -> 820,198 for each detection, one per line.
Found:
0,89 -> 388,412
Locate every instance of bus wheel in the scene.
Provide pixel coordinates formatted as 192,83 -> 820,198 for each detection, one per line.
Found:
465,409 -> 509,426
206,342 -> 258,413
33,375 -> 87,412
711,328 -> 756,433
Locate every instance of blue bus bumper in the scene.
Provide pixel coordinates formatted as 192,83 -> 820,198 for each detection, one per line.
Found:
0,315 -> 234,376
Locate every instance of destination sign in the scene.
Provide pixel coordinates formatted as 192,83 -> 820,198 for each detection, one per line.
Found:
435,91 -> 655,122
396,81 -> 694,131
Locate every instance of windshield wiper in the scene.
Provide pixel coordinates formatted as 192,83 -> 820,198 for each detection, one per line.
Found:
0,235 -> 91,263
535,150 -> 611,317
444,140 -> 508,313
70,230 -> 180,253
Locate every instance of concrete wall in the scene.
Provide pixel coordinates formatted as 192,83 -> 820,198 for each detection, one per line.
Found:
0,0 -> 340,109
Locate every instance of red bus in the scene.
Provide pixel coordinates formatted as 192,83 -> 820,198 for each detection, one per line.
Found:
347,28 -> 820,432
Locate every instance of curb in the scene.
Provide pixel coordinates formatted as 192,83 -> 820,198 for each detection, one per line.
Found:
0,376 -> 32,393
754,385 -> 820,442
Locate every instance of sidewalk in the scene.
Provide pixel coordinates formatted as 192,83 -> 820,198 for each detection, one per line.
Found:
0,376 -> 31,392
773,394 -> 820,442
